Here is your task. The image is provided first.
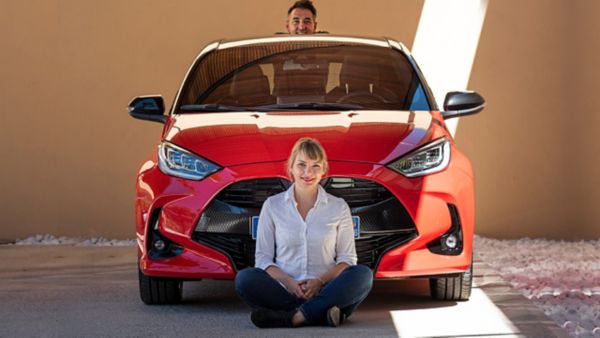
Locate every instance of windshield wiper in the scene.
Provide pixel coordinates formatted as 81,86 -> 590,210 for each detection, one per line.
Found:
255,102 -> 363,111
179,104 -> 252,112
180,102 -> 364,113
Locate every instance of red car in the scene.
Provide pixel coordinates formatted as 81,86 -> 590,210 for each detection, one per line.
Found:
128,35 -> 484,304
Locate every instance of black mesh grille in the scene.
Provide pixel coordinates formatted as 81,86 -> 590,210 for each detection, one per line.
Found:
193,177 -> 418,271
216,178 -> 290,208
355,233 -> 414,266
193,232 -> 416,271
214,177 -> 393,209
322,177 -> 392,207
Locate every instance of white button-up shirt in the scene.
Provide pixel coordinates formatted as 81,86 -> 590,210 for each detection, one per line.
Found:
254,184 -> 357,280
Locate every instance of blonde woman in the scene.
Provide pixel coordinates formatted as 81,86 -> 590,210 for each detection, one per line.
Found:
235,137 -> 373,328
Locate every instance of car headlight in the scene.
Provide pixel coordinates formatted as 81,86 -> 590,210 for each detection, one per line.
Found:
387,138 -> 451,177
158,142 -> 221,180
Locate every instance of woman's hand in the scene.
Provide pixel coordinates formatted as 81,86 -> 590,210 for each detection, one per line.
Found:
299,278 -> 323,299
283,277 -> 307,299
266,266 -> 306,299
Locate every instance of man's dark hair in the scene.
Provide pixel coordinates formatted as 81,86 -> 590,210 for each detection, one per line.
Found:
288,0 -> 317,17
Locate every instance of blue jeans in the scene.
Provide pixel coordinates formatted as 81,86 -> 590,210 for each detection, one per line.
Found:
235,265 -> 373,325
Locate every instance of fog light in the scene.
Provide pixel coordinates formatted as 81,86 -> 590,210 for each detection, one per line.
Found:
147,209 -> 184,259
153,239 -> 166,251
445,234 -> 457,249
427,204 -> 464,255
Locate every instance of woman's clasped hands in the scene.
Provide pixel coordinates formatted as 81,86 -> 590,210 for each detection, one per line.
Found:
284,277 -> 323,299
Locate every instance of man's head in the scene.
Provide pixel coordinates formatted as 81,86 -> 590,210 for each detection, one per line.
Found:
286,1 -> 317,34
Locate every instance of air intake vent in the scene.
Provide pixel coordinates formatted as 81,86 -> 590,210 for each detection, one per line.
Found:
216,178 -> 290,208
322,177 -> 393,207
213,177 -> 392,209
193,232 -> 416,271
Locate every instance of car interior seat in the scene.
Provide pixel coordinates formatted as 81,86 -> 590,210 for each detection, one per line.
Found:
224,65 -> 275,106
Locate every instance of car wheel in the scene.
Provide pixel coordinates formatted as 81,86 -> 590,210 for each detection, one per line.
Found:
138,267 -> 183,305
429,264 -> 472,301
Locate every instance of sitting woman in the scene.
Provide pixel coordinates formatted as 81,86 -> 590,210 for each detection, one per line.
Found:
235,137 -> 373,328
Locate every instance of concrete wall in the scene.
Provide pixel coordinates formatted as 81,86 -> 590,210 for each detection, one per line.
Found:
457,0 -> 600,239
1,0 -> 598,240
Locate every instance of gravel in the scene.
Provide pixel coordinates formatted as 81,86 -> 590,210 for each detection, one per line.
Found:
475,235 -> 600,338
14,234 -> 136,246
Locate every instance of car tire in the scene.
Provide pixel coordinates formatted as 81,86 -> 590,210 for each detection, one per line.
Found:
138,268 -> 183,305
429,264 -> 472,301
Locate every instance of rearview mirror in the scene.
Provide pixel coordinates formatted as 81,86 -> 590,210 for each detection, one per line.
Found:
128,96 -> 166,123
441,91 -> 485,119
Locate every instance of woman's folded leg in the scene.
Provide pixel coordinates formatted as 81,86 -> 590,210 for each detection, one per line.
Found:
299,264 -> 373,324
235,267 -> 302,311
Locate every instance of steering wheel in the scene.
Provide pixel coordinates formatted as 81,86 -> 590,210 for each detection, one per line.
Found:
336,91 -> 389,104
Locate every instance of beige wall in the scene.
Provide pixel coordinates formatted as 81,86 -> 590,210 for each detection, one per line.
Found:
0,0 -> 422,239
1,1 -> 598,240
572,1 -> 600,239
457,0 -> 600,239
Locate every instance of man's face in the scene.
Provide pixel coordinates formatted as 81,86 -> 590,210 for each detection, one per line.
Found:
286,8 -> 317,34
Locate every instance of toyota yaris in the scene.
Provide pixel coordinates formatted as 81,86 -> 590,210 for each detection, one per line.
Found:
128,35 -> 484,304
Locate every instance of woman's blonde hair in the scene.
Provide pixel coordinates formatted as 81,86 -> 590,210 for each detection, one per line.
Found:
287,137 -> 328,179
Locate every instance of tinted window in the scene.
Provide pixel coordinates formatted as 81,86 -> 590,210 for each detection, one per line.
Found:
179,44 -> 430,111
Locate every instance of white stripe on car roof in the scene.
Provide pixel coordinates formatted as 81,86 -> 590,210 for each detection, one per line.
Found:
219,36 -> 390,49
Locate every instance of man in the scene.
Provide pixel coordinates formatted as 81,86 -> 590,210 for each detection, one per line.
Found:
286,1 -> 317,34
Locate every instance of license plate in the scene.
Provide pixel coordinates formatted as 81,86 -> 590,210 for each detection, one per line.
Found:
250,216 -> 360,240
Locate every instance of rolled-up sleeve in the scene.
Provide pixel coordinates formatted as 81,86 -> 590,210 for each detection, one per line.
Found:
335,202 -> 357,266
254,198 -> 279,271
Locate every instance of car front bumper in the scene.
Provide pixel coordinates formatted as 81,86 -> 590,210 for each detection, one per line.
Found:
136,151 -> 474,279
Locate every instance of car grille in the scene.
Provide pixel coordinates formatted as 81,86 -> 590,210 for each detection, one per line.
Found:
193,177 -> 417,270
192,232 -> 416,271
322,177 -> 393,207
212,177 -> 393,209
216,178 -> 290,209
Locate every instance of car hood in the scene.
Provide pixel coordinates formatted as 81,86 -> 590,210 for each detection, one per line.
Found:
164,111 -> 434,166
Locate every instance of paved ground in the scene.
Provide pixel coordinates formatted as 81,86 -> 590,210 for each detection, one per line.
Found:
0,245 -> 569,337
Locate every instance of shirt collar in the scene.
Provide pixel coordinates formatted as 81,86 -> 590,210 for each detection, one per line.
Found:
284,183 -> 329,206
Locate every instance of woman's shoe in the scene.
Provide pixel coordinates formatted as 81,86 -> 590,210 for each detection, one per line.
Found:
250,308 -> 294,328
326,306 -> 343,327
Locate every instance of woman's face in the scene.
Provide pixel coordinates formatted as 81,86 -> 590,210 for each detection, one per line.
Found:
291,151 -> 325,189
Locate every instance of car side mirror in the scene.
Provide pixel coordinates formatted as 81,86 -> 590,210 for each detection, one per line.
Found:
128,96 -> 167,123
441,91 -> 485,119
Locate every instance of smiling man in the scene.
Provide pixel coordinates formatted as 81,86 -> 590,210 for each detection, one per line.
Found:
286,0 -> 318,34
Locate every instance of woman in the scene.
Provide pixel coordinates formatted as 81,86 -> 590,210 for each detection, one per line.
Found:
235,137 -> 373,328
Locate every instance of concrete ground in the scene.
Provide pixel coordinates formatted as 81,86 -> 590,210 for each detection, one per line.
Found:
0,245 -> 570,338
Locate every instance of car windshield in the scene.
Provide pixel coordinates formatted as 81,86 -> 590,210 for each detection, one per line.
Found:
179,41 -> 431,112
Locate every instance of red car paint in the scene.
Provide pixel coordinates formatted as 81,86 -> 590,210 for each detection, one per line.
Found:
130,35 -> 483,301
